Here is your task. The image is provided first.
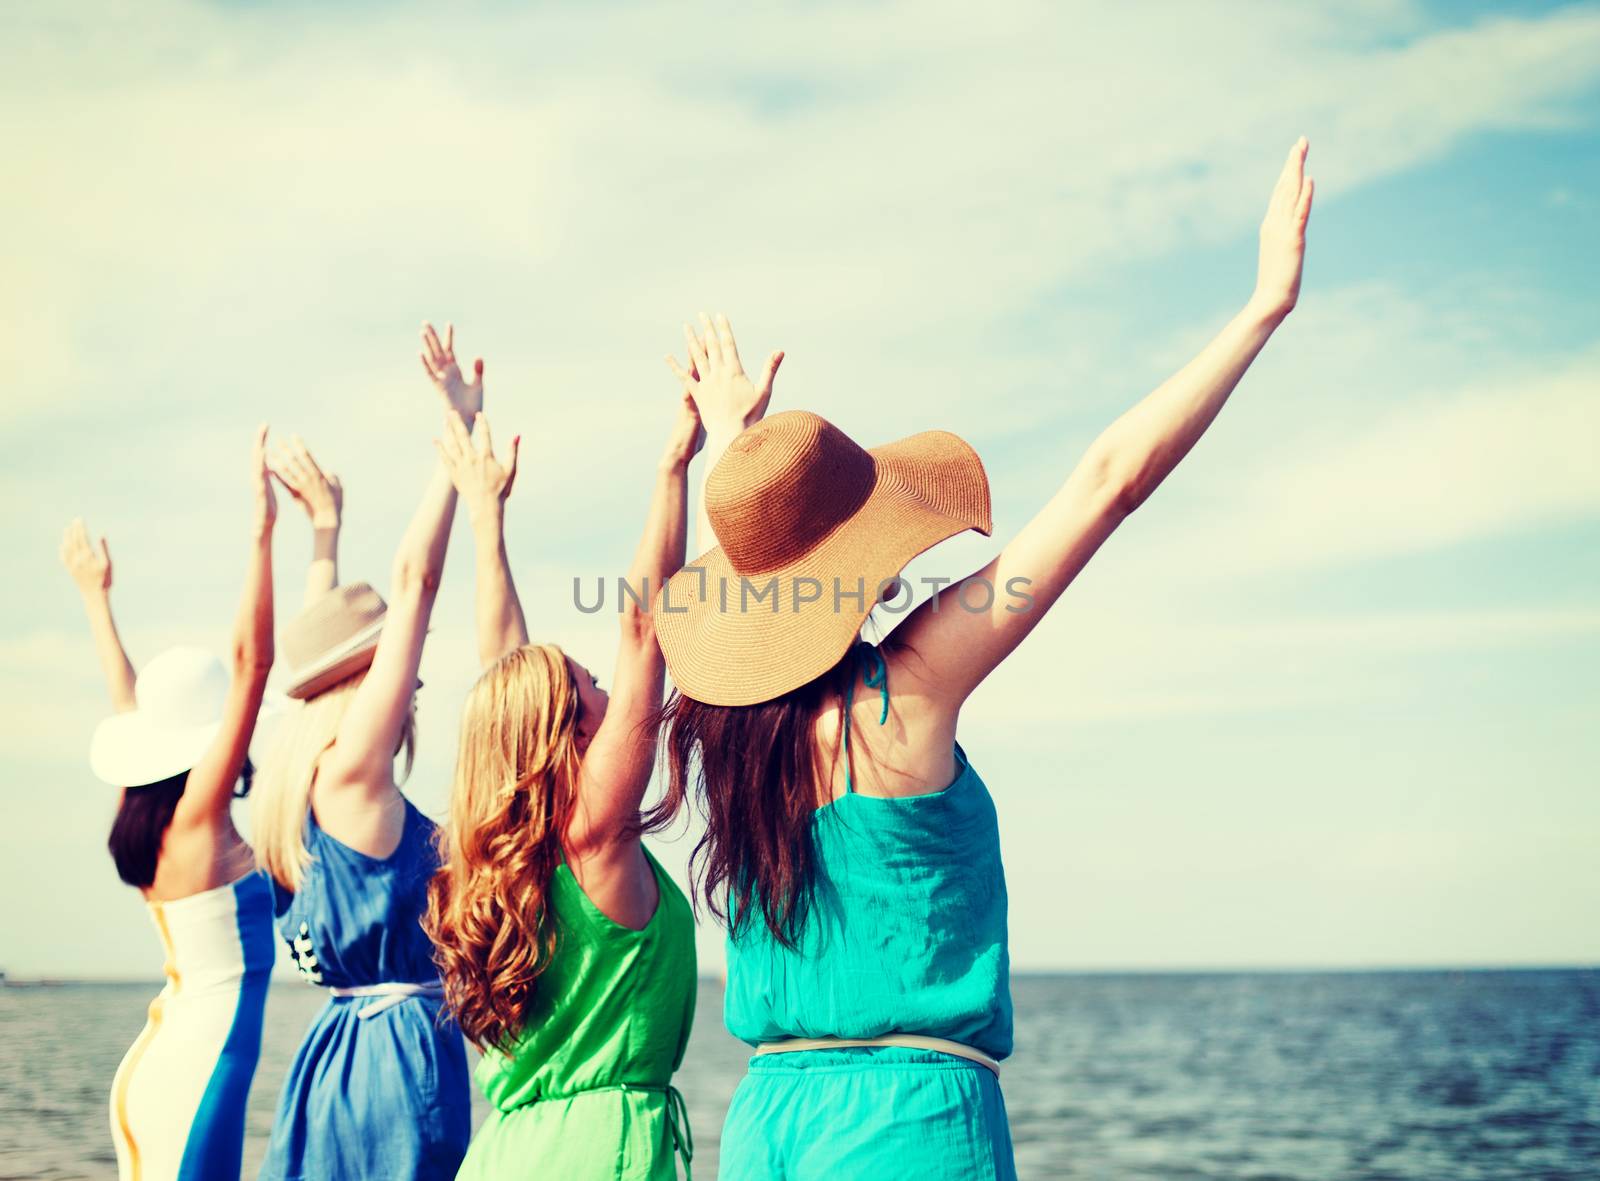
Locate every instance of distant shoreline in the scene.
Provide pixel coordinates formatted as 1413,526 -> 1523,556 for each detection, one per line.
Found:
5,964 -> 1596,988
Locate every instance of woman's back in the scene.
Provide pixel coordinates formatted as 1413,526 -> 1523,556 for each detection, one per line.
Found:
456,849 -> 698,1181
725,742 -> 1012,1060
273,799 -> 442,987
478,849 -> 697,1107
260,799 -> 471,1181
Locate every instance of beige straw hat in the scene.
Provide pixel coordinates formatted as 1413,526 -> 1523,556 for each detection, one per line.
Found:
280,582 -> 387,700
654,410 -> 991,707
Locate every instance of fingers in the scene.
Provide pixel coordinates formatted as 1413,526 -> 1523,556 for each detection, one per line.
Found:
472,358 -> 484,386
98,537 -> 111,568
698,312 -> 723,370
445,323 -> 455,360
422,323 -> 446,368
1295,175 -> 1315,229
443,407 -> 474,456
475,411 -> 494,457
1270,136 -> 1308,215
504,435 -> 521,496
665,353 -> 695,387
290,436 -> 326,480
431,438 -> 459,481
59,519 -> 82,563
758,349 -> 785,398
421,352 -> 442,383
714,313 -> 743,374
270,446 -> 309,494
683,324 -> 709,377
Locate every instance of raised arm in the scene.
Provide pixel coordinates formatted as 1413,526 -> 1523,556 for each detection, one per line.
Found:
436,410 -> 528,668
269,436 -> 344,606
668,313 -> 783,556
61,519 -> 138,713
317,323 -> 481,801
563,389 -> 702,858
175,425 -> 276,827
892,137 -> 1315,710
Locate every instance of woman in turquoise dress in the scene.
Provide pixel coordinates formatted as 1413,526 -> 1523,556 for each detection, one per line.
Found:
653,144 -> 1314,1177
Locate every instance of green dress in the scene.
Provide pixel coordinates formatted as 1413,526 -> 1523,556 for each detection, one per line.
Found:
456,849 -> 697,1180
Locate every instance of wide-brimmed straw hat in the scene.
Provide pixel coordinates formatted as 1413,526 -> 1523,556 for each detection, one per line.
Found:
90,646 -> 228,788
654,410 -> 992,706
280,582 -> 387,700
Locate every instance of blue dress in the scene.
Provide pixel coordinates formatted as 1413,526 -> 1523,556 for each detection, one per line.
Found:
259,799 -> 471,1181
720,645 -> 1017,1179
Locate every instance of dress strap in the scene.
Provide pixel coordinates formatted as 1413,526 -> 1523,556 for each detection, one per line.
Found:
841,644 -> 891,796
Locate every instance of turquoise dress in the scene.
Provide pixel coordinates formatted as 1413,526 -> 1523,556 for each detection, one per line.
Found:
720,645 -> 1016,1179
259,800 -> 472,1181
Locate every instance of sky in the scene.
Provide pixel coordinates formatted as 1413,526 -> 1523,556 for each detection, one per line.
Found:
1,0 -> 1596,980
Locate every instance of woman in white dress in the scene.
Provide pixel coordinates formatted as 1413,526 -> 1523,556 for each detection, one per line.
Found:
63,426 -> 281,1181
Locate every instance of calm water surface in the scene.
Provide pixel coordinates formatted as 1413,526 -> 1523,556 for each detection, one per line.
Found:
2,969 -> 1596,1179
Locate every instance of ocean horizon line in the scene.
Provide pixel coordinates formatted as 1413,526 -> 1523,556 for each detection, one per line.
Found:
4,962 -> 1595,987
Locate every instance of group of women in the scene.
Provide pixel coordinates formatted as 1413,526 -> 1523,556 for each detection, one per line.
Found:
63,139 -> 1313,1180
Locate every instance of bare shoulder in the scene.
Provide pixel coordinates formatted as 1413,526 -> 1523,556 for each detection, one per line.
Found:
564,838 -> 658,931
308,770 -> 408,860
835,641 -> 960,799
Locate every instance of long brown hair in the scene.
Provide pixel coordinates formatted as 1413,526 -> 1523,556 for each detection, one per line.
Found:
424,644 -> 582,1052
653,647 -> 859,948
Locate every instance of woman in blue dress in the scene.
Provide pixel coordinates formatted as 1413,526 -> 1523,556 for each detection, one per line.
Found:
252,322 -> 482,1181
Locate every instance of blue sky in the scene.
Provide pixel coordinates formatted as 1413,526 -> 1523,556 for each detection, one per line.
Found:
1,0 -> 1596,978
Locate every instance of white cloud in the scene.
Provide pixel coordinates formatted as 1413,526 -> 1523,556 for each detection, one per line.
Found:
1154,347 -> 1600,576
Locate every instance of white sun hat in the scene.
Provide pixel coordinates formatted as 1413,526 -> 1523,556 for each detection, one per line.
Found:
90,646 -> 229,788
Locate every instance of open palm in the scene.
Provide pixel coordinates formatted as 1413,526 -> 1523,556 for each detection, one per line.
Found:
420,322 -> 485,421
1254,138 -> 1315,317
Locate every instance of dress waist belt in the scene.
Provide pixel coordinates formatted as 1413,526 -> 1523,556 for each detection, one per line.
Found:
522,1082 -> 693,1179
755,1034 -> 1002,1078
328,981 -> 444,1019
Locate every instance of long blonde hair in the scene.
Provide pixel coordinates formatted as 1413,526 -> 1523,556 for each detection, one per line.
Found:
252,673 -> 417,891
425,643 -> 581,1052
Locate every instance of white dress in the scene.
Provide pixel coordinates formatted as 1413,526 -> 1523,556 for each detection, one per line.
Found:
109,871 -> 274,1181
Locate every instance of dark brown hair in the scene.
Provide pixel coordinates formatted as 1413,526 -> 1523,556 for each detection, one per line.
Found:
650,648 -> 859,948
107,760 -> 254,890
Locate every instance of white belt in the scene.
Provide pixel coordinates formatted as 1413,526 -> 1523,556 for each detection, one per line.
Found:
755,1034 -> 1002,1078
329,981 -> 444,1019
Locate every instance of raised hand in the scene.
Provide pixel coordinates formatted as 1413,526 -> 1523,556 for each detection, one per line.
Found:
665,313 -> 783,438
662,369 -> 706,469
435,410 -> 520,525
60,518 -> 113,597
1253,137 -> 1314,319
253,424 -> 278,536
270,436 -> 343,529
420,322 -> 485,421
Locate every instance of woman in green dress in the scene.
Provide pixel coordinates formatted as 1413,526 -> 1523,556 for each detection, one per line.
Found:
424,354 -> 737,1179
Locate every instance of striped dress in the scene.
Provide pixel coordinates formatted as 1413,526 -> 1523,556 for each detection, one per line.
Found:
109,871 -> 275,1181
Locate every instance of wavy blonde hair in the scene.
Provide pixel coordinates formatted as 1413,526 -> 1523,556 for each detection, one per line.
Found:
252,673 -> 417,891
425,643 -> 582,1052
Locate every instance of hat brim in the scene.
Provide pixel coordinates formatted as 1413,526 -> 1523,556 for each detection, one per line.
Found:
654,429 -> 992,706
90,712 -> 223,789
282,618 -> 385,700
